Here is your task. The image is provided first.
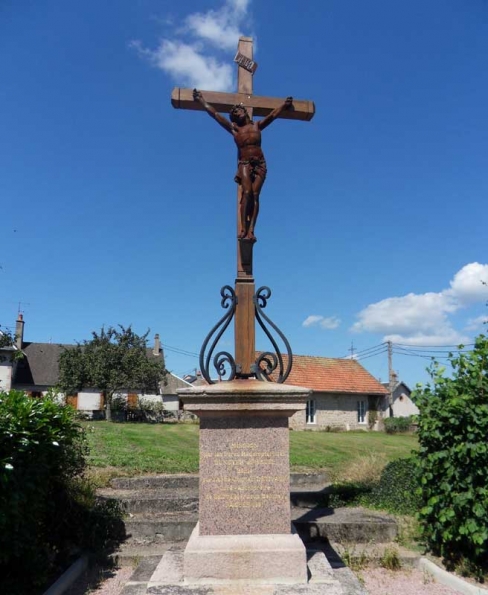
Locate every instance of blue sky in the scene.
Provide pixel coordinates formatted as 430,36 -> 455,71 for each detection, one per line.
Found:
1,0 -> 487,388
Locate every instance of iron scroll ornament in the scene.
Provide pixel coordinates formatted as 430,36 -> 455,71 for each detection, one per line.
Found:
252,286 -> 293,383
199,285 -> 293,384
199,285 -> 237,384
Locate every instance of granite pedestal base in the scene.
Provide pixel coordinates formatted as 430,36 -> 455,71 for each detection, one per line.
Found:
178,380 -> 311,586
184,522 -> 307,584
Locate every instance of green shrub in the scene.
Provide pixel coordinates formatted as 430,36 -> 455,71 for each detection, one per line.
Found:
0,390 -> 123,594
362,457 -> 421,515
327,482 -> 371,507
413,335 -> 488,579
384,416 -> 413,434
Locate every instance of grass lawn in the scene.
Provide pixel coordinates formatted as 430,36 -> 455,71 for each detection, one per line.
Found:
82,421 -> 417,482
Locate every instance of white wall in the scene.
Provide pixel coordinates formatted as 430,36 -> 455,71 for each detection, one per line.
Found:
392,391 -> 419,417
77,390 -> 163,410
163,395 -> 180,411
0,358 -> 13,391
78,389 -> 103,410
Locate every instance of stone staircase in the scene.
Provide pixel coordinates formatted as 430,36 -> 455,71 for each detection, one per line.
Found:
98,472 -> 419,568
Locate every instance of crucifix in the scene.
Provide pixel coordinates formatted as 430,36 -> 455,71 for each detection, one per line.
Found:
172,37 -> 315,381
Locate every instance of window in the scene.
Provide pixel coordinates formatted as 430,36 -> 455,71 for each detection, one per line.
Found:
357,400 -> 366,424
306,399 -> 316,424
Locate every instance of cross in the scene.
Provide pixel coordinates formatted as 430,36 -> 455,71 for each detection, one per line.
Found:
171,37 -> 315,378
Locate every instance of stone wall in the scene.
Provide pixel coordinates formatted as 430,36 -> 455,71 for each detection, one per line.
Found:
290,392 -> 371,431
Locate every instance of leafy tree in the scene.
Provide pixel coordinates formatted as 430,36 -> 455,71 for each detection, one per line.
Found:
0,328 -> 23,361
58,326 -> 167,421
413,333 -> 488,578
0,329 -> 15,349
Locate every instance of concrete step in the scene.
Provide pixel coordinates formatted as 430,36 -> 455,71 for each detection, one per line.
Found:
109,471 -> 329,492
331,541 -> 421,568
111,542 -> 180,566
119,506 -> 397,546
110,474 -> 199,491
124,511 -> 198,542
97,488 -> 199,514
118,544 -> 366,594
292,507 -> 398,544
99,481 -> 331,516
290,487 -> 332,508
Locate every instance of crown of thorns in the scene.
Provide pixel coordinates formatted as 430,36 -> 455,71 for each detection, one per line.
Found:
230,103 -> 249,118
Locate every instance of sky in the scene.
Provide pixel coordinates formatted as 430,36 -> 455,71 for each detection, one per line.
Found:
1,0 -> 488,389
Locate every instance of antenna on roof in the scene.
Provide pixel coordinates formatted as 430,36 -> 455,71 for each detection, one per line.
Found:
17,300 -> 31,314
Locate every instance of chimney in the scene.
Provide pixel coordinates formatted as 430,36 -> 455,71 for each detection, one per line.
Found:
153,333 -> 161,356
15,313 -> 24,350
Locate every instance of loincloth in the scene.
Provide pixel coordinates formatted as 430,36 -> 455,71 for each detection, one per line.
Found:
234,157 -> 267,184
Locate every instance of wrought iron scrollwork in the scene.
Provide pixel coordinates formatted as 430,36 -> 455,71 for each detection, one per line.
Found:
252,286 -> 293,383
199,285 -> 237,384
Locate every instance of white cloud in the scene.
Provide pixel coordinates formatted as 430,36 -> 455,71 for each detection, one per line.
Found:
186,0 -> 250,51
131,40 -> 233,91
351,262 -> 488,346
447,262 -> 488,304
303,315 -> 341,330
383,331 -> 470,347
132,0 -> 253,90
465,315 -> 488,332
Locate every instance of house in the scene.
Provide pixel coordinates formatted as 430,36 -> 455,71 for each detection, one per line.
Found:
0,330 -> 19,392
161,373 -> 193,412
381,380 -> 418,418
283,354 -> 389,431
2,314 -> 183,417
184,354 -> 389,431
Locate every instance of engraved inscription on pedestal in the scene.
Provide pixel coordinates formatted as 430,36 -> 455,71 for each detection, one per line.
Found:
199,415 -> 291,535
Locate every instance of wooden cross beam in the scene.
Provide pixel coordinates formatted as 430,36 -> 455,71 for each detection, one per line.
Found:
171,88 -> 315,121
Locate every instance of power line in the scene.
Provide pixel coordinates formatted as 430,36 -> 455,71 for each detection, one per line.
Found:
356,347 -> 388,362
394,342 -> 475,349
161,342 -> 199,358
339,342 -> 386,359
353,342 -> 387,356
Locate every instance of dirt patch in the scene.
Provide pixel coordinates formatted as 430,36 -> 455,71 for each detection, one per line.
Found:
359,567 -> 460,595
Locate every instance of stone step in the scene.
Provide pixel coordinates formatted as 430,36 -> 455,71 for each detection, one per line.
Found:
119,506 -> 397,546
290,487 -> 332,508
119,544 -> 366,594
124,511 -> 198,542
110,474 -> 199,491
99,486 -> 331,515
109,471 -> 329,492
292,507 -> 398,544
330,541 -> 421,568
97,488 -> 199,514
111,542 -> 179,566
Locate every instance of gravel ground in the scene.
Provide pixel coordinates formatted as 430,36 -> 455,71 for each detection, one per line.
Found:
359,567 -> 461,595
66,563 -> 468,595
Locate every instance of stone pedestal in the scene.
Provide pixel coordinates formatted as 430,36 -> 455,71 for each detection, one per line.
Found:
178,380 -> 311,585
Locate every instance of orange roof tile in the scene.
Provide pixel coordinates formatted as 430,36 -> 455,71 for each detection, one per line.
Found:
263,354 -> 388,394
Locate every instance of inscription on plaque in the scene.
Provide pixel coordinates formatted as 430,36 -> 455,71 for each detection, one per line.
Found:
198,416 -> 291,535
233,50 -> 258,74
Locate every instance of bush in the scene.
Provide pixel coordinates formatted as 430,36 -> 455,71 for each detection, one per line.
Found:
413,335 -> 488,579
0,390 -> 123,594
363,457 -> 421,515
383,416 -> 413,434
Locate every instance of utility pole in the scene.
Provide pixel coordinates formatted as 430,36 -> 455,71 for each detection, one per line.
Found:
387,340 -> 394,417
348,341 -> 355,359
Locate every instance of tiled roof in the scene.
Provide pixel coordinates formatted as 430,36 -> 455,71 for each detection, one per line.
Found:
282,354 -> 388,394
14,342 -> 165,389
14,342 -> 68,387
